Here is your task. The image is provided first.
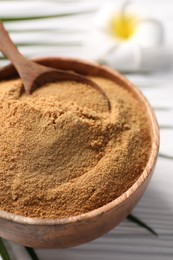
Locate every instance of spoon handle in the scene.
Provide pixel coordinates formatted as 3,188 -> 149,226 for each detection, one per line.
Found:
0,22 -> 27,72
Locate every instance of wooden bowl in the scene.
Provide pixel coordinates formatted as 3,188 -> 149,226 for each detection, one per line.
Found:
0,57 -> 159,248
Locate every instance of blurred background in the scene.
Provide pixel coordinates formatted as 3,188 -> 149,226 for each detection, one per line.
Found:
0,0 -> 173,259
0,0 -> 173,69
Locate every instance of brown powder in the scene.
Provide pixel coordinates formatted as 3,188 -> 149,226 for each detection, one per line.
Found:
0,76 -> 151,219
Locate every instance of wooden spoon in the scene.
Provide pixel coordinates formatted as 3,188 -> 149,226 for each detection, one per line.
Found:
0,22 -> 110,110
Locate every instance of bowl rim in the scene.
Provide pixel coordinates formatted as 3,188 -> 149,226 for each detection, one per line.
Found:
0,57 -> 160,225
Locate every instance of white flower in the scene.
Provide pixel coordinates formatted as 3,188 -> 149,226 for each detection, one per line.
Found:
84,0 -> 172,72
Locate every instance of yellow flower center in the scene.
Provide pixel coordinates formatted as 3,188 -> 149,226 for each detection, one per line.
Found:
109,13 -> 137,40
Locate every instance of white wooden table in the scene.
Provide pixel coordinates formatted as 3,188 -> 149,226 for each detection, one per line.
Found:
0,0 -> 173,259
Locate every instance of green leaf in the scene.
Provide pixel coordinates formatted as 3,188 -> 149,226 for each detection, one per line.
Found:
25,247 -> 40,260
0,238 -> 11,260
127,214 -> 158,236
0,10 -> 95,22
16,42 -> 82,47
8,29 -> 82,33
0,56 -> 7,60
159,125 -> 173,129
159,153 -> 173,160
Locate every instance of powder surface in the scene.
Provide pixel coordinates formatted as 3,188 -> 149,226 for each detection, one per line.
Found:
0,76 -> 151,219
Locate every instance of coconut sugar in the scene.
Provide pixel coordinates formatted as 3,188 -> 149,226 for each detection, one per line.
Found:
0,76 -> 151,219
